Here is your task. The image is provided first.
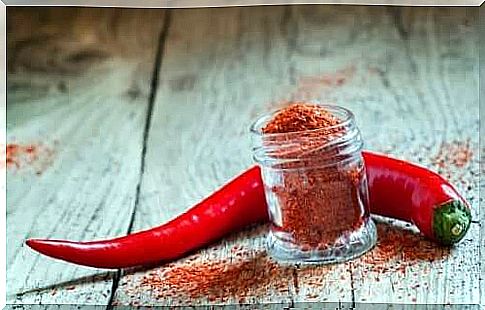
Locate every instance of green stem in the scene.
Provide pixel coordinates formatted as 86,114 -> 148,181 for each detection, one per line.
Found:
433,200 -> 472,246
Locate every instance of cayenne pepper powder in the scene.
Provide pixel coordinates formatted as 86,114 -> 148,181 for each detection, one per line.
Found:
135,250 -> 293,305
130,223 -> 448,305
4,142 -> 55,175
432,139 -> 473,169
355,219 -> 450,278
251,103 -> 376,263
293,65 -> 357,100
6,144 -> 37,168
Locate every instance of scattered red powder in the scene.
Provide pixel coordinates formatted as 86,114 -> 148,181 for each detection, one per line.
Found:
137,250 -> 293,304
299,66 -> 356,88
3,142 -> 55,175
131,221 -> 447,304
432,140 -> 473,169
296,263 -> 336,294
291,65 -> 357,100
354,220 -> 450,275
6,144 -> 36,168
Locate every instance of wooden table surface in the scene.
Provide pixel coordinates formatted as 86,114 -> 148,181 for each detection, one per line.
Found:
6,6 -> 483,308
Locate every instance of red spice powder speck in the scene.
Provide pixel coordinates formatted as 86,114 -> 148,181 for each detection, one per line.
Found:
355,221 -> 450,275
291,66 -> 357,100
4,143 -> 55,174
432,140 -> 473,169
138,250 -> 292,304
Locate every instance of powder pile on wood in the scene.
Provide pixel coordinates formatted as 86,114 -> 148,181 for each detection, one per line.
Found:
297,264 -> 339,299
134,221 -> 448,303
261,102 -> 366,250
138,250 -> 292,304
355,221 -> 450,274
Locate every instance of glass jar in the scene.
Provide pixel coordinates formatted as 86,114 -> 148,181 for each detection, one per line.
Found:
250,104 -> 377,264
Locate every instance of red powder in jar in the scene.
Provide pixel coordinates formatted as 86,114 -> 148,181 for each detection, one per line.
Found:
261,103 -> 367,249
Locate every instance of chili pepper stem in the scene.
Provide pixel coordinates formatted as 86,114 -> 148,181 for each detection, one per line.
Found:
432,200 -> 471,246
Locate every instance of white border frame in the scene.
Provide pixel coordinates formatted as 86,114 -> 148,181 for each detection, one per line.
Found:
1,2 -> 482,309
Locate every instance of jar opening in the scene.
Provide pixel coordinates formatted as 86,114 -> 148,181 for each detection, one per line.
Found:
250,103 -> 355,139
250,103 -> 362,167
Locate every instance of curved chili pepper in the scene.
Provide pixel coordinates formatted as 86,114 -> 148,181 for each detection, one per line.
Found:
26,152 -> 472,269
362,151 -> 472,245
26,166 -> 268,269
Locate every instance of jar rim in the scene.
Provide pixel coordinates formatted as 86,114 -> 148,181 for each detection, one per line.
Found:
249,103 -> 355,138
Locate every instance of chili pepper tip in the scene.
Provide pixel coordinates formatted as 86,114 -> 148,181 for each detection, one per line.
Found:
26,238 -> 46,251
26,239 -> 63,257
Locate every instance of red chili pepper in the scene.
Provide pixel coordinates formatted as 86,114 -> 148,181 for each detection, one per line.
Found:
26,152 -> 471,269
363,151 -> 471,246
26,166 -> 269,269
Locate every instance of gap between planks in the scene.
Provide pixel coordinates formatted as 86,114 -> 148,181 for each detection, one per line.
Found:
105,11 -> 173,309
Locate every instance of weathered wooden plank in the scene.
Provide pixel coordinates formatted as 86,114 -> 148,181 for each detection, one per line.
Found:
354,304 -> 480,310
479,8 -> 485,309
115,225 -> 298,307
480,152 -> 484,307
284,5 -> 401,304
271,5 -> 479,305
9,5 -> 479,307
6,8 -> 165,305
344,7 -> 480,305
113,6 -> 309,306
112,5 -> 480,306
480,169 -> 484,293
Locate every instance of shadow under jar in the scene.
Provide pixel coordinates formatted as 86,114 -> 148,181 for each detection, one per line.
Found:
250,104 -> 377,264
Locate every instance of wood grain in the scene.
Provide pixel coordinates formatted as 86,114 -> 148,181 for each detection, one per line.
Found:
6,7 -> 166,305
112,5 -> 479,306
7,5 -> 480,308
479,7 -> 484,309
113,7 -> 305,306
348,7 -> 480,305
